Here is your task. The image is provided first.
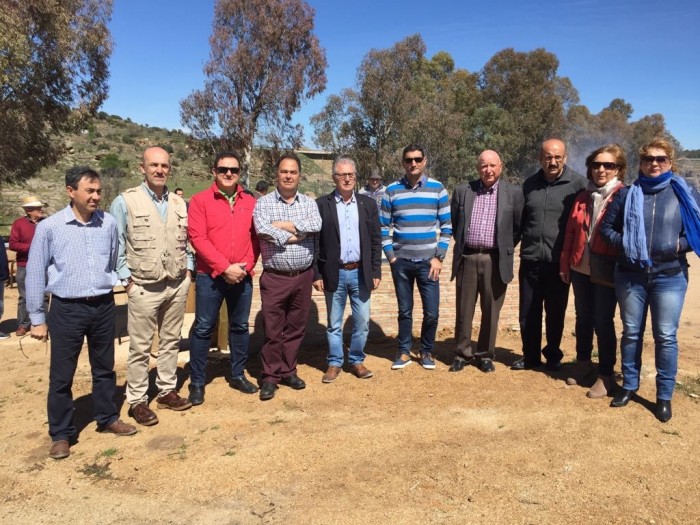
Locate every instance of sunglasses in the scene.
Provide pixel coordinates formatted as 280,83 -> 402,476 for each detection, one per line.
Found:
403,156 -> 424,164
590,162 -> 618,171
642,155 -> 669,164
216,166 -> 241,174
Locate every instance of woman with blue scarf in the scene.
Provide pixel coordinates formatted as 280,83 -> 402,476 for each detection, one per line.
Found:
600,138 -> 700,422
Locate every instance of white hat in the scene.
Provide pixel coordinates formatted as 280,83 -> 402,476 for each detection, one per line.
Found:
21,195 -> 44,208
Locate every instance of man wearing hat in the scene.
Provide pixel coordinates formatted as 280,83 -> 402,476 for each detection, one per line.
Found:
9,195 -> 47,336
358,170 -> 386,212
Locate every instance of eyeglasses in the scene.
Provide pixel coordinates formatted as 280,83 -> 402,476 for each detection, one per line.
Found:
642,155 -> 669,165
590,162 -> 618,171
403,156 -> 424,164
334,173 -> 356,180
216,166 -> 241,174
543,155 -> 564,163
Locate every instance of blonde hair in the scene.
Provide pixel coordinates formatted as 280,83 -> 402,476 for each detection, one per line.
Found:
639,138 -> 678,173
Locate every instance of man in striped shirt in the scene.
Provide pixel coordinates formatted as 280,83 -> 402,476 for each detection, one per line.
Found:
381,144 -> 452,370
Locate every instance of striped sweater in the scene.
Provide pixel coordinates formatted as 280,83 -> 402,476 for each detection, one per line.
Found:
380,175 -> 452,260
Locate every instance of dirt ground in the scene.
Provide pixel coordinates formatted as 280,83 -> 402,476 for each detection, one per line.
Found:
1,264 -> 700,525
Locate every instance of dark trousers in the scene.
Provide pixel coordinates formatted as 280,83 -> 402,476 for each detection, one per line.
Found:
259,269 -> 314,384
47,294 -> 118,441
455,252 -> 507,360
519,260 -> 570,366
570,270 -> 618,375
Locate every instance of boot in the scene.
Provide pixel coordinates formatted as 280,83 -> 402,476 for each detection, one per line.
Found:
565,360 -> 595,385
586,375 -> 614,399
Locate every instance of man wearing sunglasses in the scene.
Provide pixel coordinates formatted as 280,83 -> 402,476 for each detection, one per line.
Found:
186,151 -> 260,405
110,147 -> 195,426
513,138 -> 586,371
381,144 -> 452,370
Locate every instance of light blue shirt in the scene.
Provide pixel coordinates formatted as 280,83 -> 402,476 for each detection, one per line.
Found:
26,205 -> 119,325
110,183 -> 194,280
335,191 -> 361,264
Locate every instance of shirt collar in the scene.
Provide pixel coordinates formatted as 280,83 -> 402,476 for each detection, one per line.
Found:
334,190 -> 356,203
274,188 -> 299,203
478,179 -> 499,194
141,182 -> 169,202
401,174 -> 427,189
63,204 -> 102,226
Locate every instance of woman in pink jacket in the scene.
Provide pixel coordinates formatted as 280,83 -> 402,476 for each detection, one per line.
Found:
559,144 -> 626,398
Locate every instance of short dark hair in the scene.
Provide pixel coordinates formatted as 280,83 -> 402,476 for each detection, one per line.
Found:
255,180 -> 269,192
402,143 -> 426,158
174,187 -> 184,193
213,150 -> 242,168
65,166 -> 101,190
276,152 -> 302,172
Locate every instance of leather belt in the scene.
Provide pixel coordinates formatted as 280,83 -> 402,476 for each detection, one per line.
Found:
53,292 -> 113,304
463,246 -> 497,255
341,262 -> 360,270
264,266 -> 311,277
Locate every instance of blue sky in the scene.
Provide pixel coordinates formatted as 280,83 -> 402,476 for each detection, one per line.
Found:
102,0 -> 700,149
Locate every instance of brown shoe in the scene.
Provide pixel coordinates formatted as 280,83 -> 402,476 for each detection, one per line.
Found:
15,326 -> 28,337
565,360 -> 595,386
99,419 -> 137,436
49,440 -> 70,459
350,363 -> 374,379
129,402 -> 159,426
587,375 -> 615,399
157,391 -> 193,411
322,366 -> 342,383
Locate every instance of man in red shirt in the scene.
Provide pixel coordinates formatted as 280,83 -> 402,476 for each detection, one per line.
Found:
9,195 -> 47,336
186,151 -> 260,404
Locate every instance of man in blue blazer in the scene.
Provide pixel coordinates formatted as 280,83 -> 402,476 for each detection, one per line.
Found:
313,157 -> 382,383
449,150 -> 523,373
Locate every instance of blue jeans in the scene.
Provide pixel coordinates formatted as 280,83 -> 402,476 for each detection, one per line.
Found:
323,268 -> 370,367
189,272 -> 253,386
390,258 -> 439,355
615,268 -> 688,400
570,270 -> 618,376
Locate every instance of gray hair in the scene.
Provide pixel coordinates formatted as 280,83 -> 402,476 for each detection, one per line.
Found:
332,157 -> 356,175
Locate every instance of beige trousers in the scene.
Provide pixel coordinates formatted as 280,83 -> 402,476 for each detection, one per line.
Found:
125,275 -> 190,405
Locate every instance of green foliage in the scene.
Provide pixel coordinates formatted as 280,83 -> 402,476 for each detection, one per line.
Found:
99,154 -> 128,171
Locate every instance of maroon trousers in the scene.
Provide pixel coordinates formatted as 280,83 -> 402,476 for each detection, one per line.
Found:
259,269 -> 314,383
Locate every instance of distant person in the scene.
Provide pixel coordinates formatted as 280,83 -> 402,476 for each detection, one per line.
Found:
27,166 -> 137,460
313,157 -> 382,383
174,187 -> 185,198
559,144 -> 625,397
512,138 -> 586,371
9,195 -> 47,336
254,180 -> 269,199
0,236 -> 8,340
110,147 -> 194,427
600,138 -> 700,422
358,171 -> 386,212
253,153 -> 322,400
187,151 -> 260,404
381,144 -> 452,370
449,150 -> 522,373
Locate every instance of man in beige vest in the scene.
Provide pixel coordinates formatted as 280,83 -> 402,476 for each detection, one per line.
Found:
110,147 -> 194,426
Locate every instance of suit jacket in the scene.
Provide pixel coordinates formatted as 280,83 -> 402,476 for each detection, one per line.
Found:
313,192 -> 382,293
450,178 -> 523,283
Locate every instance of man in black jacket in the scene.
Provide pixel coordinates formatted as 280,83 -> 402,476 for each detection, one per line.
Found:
313,157 -> 382,383
513,138 -> 586,371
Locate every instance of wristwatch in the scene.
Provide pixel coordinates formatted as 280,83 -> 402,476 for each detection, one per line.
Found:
434,254 -> 445,262
121,278 -> 132,287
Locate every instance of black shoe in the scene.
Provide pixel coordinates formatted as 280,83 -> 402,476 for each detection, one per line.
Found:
610,388 -> 637,407
478,358 -> 495,373
448,357 -> 468,372
654,399 -> 672,422
545,360 -> 562,371
280,374 -> 306,390
188,384 -> 205,406
230,376 -> 259,394
259,381 -> 278,401
510,358 -> 541,370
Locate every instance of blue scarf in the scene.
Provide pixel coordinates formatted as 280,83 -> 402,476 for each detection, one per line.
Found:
623,171 -> 700,267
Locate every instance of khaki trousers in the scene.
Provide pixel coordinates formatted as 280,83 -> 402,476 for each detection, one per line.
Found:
126,275 -> 190,405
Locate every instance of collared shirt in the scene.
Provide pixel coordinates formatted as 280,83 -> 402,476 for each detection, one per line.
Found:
26,205 -> 119,325
465,180 -> 499,249
253,189 -> 322,271
110,183 -> 194,280
334,191 -> 361,264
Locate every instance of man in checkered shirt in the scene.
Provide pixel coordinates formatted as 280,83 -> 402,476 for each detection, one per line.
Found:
253,153 -> 322,401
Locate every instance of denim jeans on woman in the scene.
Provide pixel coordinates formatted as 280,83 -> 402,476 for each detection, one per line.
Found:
615,267 -> 688,400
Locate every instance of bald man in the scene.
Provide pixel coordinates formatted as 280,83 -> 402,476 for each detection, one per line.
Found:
512,139 -> 586,371
449,150 -> 523,373
110,147 -> 195,427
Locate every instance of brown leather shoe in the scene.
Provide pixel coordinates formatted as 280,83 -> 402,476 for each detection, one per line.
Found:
15,326 -> 28,337
157,391 -> 193,411
129,402 -> 159,426
49,440 -> 70,459
99,419 -> 137,436
322,366 -> 342,383
350,363 -> 374,379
